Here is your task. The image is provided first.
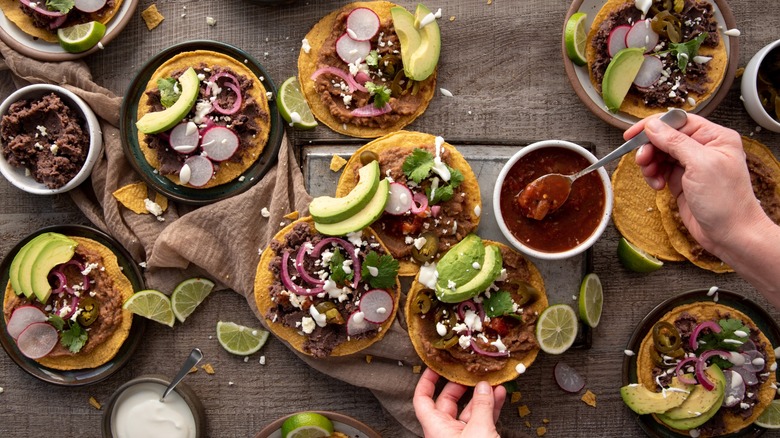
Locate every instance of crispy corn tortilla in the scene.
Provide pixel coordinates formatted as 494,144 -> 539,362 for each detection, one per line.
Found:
406,240 -> 547,386
586,0 -> 728,118
136,50 -> 271,188
253,217 -> 400,357
0,0 -> 123,43
3,236 -> 134,371
298,1 -> 437,138
335,131 -> 481,276
636,302 -> 777,435
612,151 -> 685,261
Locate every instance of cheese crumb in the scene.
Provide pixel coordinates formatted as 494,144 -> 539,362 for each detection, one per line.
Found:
440,88 -> 453,97
301,38 -> 311,54
261,207 -> 271,218
259,356 -> 266,365
206,16 -> 216,26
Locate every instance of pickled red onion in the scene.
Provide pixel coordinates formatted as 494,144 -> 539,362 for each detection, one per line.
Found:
311,66 -> 368,93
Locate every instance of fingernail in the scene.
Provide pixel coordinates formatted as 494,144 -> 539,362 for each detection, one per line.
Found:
646,118 -> 663,131
476,382 -> 491,395
637,145 -> 644,155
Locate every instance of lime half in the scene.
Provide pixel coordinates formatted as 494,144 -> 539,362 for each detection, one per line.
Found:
171,277 -> 215,323
216,321 -> 269,356
57,21 -> 106,53
578,273 -> 603,328
535,304 -> 578,355
755,400 -> 780,429
278,76 -> 318,129
617,237 -> 663,273
281,412 -> 335,438
564,12 -> 588,66
123,289 -> 175,327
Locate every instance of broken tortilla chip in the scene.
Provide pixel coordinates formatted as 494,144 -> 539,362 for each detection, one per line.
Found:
141,4 -> 165,30
581,390 -> 597,407
113,182 -> 169,215
329,155 -> 347,172
283,211 -> 300,221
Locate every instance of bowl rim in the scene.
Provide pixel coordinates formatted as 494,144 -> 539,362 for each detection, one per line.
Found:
492,139 -> 613,260
741,38 -> 780,132
0,83 -> 102,195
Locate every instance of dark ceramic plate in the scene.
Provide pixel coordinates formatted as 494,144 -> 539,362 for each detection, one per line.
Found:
622,289 -> 780,437
0,225 -> 146,386
255,411 -> 382,438
120,40 -> 284,205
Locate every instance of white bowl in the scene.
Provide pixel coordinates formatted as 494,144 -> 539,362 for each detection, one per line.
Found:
492,140 -> 613,260
741,39 -> 780,133
0,84 -> 102,195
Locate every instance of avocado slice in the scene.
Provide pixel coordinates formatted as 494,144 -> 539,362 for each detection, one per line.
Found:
315,178 -> 390,236
602,47 -> 645,113
620,376 -> 693,415
391,7 -> 421,76
12,233 -> 73,299
30,236 -> 78,304
136,67 -> 201,134
657,364 -> 726,430
407,4 -> 441,81
436,244 -> 502,303
434,234 -> 485,291
310,160 -> 380,224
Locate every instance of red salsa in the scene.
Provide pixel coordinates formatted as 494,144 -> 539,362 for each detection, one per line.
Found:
499,147 -> 606,253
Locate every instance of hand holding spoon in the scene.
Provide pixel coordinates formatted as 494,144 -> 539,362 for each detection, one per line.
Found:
516,108 -> 688,220
161,348 -> 203,402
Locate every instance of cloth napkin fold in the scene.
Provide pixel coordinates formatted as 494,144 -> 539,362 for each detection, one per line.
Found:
0,41 -> 423,437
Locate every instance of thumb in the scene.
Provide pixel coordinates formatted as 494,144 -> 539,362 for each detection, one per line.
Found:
463,382 -> 497,431
643,118 -> 702,168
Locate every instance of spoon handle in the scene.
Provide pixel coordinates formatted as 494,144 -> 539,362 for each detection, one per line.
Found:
572,108 -> 688,180
161,348 -> 203,401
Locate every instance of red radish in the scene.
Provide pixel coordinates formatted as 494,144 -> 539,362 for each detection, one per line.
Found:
351,103 -> 392,117
731,365 -> 759,386
346,311 -> 378,336
740,350 -> 766,372
200,127 -> 239,161
625,19 -> 659,53
346,8 -> 380,41
182,155 -> 214,187
354,71 -> 371,85
633,55 -> 663,88
554,362 -> 586,393
430,205 -> 441,217
19,0 -> 65,17
7,306 -> 48,340
336,34 -> 371,65
722,370 -> 746,407
607,25 -> 630,57
17,322 -> 58,359
169,122 -> 200,154
359,289 -> 394,324
384,182 -> 414,215
74,0 -> 107,13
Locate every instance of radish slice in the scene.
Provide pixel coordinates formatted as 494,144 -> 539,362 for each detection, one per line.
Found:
384,182 -> 414,215
607,25 -> 630,57
200,127 -> 239,161
74,0 -> 107,13
335,34 -> 371,65
738,339 -> 757,352
351,103 -> 392,118
346,311 -> 378,336
19,0 -> 66,17
430,205 -> 441,217
169,122 -> 200,154
731,365 -> 759,386
346,8 -> 380,41
410,192 -> 428,214
554,362 -> 586,393
7,306 -> 48,340
182,155 -> 213,187
359,289 -> 394,324
17,322 -> 58,359
741,350 -> 766,372
633,55 -> 663,88
722,370 -> 745,407
625,19 -> 659,53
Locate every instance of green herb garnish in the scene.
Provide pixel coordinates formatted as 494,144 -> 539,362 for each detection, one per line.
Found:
401,148 -> 464,204
157,77 -> 182,109
46,0 -> 74,13
48,315 -> 66,331
361,251 -> 399,289
328,248 -> 354,286
60,321 -> 88,354
366,82 -> 392,108
667,32 -> 708,73
482,290 -> 524,321
366,50 -> 379,67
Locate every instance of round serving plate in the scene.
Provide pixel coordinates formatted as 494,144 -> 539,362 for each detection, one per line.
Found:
255,411 -> 382,438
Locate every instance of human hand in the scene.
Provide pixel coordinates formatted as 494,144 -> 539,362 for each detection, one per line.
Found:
413,368 -> 506,438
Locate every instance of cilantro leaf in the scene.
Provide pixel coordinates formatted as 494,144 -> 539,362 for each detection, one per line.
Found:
328,248 -> 354,286
483,291 -> 515,318
46,0 -> 74,13
60,321 -> 88,354
696,318 -> 749,355
402,149 -> 435,184
668,32 -> 707,73
428,183 -> 453,204
365,82 -> 392,108
157,77 -> 182,109
366,50 -> 379,67
361,251 -> 399,289
48,315 -> 65,331
449,166 -> 464,188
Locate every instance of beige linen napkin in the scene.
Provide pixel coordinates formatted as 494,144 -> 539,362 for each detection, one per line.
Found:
0,41 -> 425,437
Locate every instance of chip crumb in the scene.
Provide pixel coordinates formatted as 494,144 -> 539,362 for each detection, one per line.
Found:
735,67 -> 744,78
141,4 -> 165,30
330,155 -> 348,172
536,426 -> 547,437
524,421 -> 531,428
284,211 -> 299,221
89,396 -> 102,410
581,389 -> 597,407
517,405 -> 531,418
412,365 -> 422,374
365,355 -> 373,364
487,0 -> 493,4
510,392 -> 522,403
449,16 -> 455,21
202,363 -> 215,375
188,366 -> 198,374
542,418 -> 550,424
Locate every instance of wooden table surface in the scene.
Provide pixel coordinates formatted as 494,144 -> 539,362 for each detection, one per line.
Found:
1,1 -> 779,437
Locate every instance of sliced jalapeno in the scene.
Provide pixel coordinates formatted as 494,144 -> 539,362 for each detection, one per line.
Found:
359,150 -> 380,165
652,321 -> 682,354
412,291 -> 433,314
432,336 -> 459,350
411,232 -> 440,263
76,297 -> 99,327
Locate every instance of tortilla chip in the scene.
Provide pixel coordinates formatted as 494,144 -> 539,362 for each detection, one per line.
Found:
141,4 -> 164,30
518,405 -> 531,418
298,1 -> 437,138
202,363 -> 215,374
405,240 -> 547,386
611,152 -> 685,261
636,302 -> 777,435
136,50 -> 271,188
329,155 -> 347,172
113,182 -> 169,215
336,131 -> 481,276
253,217 -> 400,357
581,390 -> 597,407
585,0 -> 728,118
283,211 -> 299,221
0,0 -> 123,43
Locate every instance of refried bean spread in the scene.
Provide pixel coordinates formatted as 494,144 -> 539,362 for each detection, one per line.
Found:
1,93 -> 89,189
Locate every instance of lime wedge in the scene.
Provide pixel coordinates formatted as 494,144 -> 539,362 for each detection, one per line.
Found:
123,289 -> 175,327
578,273 -> 603,328
57,21 -> 106,53
216,321 -> 269,356
278,76 -> 318,130
564,12 -> 588,66
281,412 -> 335,438
755,400 -> 780,429
171,277 -> 215,323
617,237 -> 663,273
535,304 -> 578,355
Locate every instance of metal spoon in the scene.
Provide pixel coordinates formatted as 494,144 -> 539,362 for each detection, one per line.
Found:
516,108 -> 688,220
160,348 -> 203,401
